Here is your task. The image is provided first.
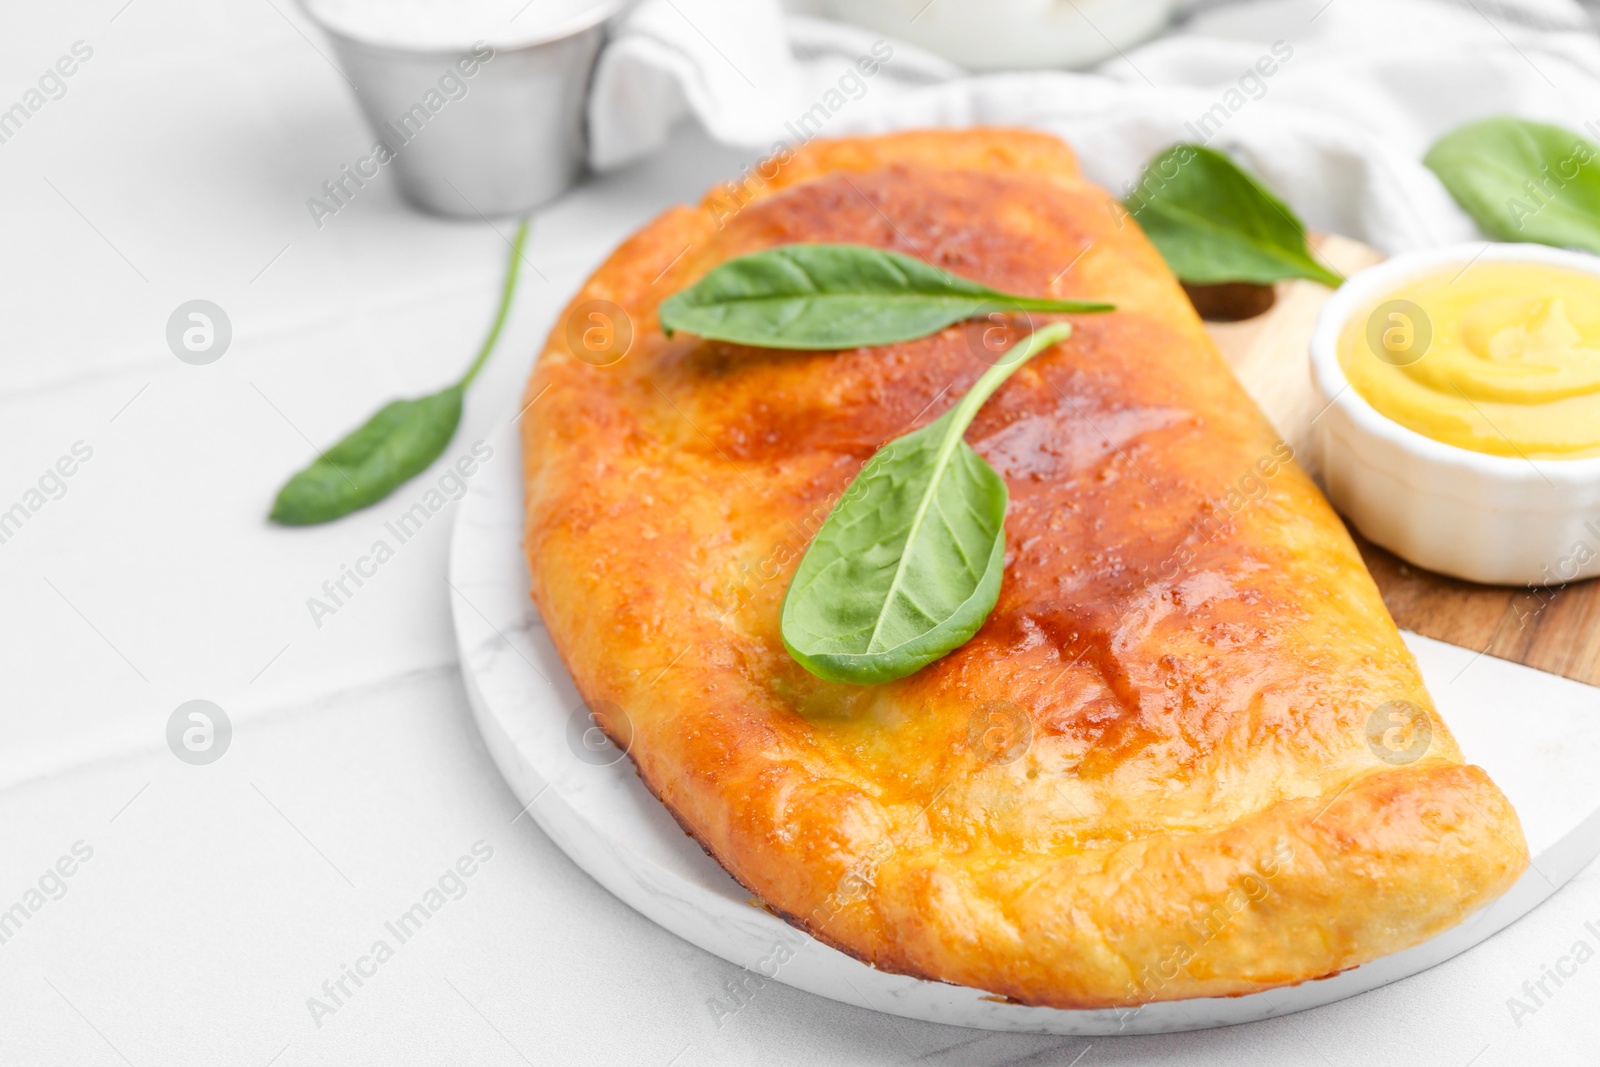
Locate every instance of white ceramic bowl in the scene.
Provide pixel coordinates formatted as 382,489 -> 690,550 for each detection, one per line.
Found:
1309,242 -> 1600,587
820,0 -> 1177,72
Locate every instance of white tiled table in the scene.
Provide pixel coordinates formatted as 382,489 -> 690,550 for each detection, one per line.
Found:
3,1 -> 1598,1064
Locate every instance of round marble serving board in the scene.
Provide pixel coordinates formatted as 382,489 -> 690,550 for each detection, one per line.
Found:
452,418 -> 1600,1036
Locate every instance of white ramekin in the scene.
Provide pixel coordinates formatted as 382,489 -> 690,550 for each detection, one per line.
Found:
1309,242 -> 1600,587
820,0 -> 1178,71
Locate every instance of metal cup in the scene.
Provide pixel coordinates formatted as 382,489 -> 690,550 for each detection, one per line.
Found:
307,5 -> 618,217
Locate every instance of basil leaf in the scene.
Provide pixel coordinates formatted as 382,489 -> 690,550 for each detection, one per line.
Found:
1127,144 -> 1343,288
269,386 -> 464,525
658,243 -> 1111,349
1424,116 -> 1600,254
780,323 -> 1072,685
270,218 -> 530,526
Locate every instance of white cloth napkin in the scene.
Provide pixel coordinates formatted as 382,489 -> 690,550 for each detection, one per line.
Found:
587,0 -> 961,168
588,0 -> 1600,255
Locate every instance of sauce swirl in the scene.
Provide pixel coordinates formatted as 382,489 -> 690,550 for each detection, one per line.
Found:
1340,262 -> 1600,459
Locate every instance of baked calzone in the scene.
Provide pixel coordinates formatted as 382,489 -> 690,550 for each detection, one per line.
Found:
520,128 -> 1527,1007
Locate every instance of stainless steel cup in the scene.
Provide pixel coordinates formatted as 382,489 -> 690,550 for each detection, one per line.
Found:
308,5 -> 618,217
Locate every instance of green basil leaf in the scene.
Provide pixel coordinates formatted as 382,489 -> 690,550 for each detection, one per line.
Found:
1127,144 -> 1343,288
269,218 -> 529,527
1423,116 -> 1600,254
658,243 -> 1111,349
269,385 -> 463,525
780,322 -> 1072,685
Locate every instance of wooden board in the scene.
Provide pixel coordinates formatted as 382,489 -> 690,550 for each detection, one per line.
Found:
1205,234 -> 1600,689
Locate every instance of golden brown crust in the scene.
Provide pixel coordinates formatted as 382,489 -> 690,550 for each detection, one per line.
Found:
520,128 -> 1527,1007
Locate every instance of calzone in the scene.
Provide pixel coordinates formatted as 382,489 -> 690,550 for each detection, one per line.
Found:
520,129 -> 1527,1007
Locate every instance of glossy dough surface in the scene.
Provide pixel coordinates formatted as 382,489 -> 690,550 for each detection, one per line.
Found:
521,129 -> 1527,1008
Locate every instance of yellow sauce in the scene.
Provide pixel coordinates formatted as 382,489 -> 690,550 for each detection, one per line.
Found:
1339,262 -> 1600,459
